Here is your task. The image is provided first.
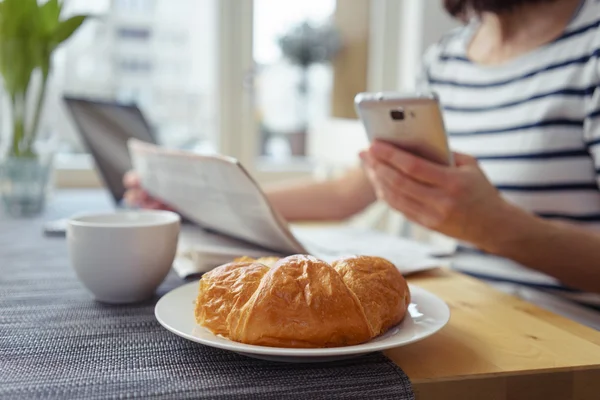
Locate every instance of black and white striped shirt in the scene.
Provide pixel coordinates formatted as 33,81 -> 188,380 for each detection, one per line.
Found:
420,0 -> 600,306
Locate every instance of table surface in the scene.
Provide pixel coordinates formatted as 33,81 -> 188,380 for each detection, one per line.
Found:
395,269 -> 600,400
4,189 -> 600,400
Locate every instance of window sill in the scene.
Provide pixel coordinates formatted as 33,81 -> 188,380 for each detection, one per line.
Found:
54,153 -> 102,189
54,153 -> 94,170
52,153 -> 318,188
255,156 -> 316,173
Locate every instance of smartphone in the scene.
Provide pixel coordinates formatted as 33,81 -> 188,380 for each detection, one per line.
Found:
42,218 -> 68,237
354,91 -> 453,166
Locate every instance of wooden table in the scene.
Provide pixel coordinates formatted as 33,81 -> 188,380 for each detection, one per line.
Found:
389,268 -> 600,400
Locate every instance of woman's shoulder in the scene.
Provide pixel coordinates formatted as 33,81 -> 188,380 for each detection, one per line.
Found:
562,0 -> 600,46
564,0 -> 600,80
570,0 -> 600,28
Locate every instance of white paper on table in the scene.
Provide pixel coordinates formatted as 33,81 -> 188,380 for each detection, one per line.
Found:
292,226 -> 448,275
173,225 -> 446,278
173,224 -> 283,277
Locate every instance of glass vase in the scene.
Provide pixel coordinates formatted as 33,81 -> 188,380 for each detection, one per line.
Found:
0,154 -> 53,217
0,51 -> 54,218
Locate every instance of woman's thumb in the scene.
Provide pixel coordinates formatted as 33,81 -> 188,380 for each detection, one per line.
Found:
452,152 -> 478,166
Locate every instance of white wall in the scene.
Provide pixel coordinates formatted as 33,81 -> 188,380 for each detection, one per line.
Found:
421,1 -> 459,50
368,0 -> 458,92
397,0 -> 458,90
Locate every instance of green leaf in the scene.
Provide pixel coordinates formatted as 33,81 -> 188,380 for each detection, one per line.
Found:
0,0 -> 87,156
0,0 -> 39,38
39,0 -> 61,36
0,38 -> 35,96
53,15 -> 87,45
41,0 -> 61,18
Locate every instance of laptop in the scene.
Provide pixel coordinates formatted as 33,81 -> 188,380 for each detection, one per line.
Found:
62,95 -> 158,205
44,96 -> 158,236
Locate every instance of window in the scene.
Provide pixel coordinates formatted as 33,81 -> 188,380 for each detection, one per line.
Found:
252,0 -> 337,165
117,58 -> 153,73
52,0 -> 218,164
159,30 -> 189,45
116,27 -> 152,40
114,0 -> 156,14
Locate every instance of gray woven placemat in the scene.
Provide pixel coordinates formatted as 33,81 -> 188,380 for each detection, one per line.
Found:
0,191 -> 415,400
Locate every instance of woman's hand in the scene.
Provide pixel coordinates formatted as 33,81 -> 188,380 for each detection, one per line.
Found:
122,171 -> 174,211
360,140 -> 600,293
360,140 -> 514,250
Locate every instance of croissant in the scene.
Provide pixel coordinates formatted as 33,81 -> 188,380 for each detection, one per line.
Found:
194,254 -> 411,348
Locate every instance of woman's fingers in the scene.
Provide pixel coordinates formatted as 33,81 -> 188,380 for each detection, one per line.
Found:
369,141 -> 450,186
123,170 -> 166,210
123,170 -> 140,188
363,150 -> 444,211
123,186 -> 174,212
453,151 -> 478,166
123,188 -> 148,207
144,199 -> 166,210
378,185 -> 444,228
372,161 -> 445,208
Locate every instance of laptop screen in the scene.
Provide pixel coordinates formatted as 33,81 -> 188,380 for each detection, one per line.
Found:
63,96 -> 157,204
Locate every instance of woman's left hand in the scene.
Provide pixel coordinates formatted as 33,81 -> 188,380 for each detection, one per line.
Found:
360,140 -> 512,249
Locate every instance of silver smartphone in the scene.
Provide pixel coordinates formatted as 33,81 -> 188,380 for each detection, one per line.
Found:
354,91 -> 453,166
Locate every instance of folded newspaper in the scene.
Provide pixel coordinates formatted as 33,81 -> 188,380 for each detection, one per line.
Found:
128,139 -> 446,278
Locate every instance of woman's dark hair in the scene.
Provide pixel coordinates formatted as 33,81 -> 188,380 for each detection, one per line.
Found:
444,0 -> 559,20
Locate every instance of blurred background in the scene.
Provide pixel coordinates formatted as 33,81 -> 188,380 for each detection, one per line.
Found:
41,0 -> 456,188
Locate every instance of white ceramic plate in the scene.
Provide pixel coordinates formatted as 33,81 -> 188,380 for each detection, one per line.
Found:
155,281 -> 450,363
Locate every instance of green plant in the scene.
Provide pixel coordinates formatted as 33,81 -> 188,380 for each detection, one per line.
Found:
278,21 -> 341,94
0,0 -> 87,158
276,21 -> 341,139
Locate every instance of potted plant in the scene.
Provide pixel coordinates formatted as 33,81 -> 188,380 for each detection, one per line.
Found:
277,20 -> 341,156
0,0 -> 87,217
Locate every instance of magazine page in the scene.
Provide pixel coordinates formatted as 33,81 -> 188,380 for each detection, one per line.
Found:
128,139 -> 306,254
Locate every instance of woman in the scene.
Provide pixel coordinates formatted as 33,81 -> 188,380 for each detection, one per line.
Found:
125,0 -> 600,328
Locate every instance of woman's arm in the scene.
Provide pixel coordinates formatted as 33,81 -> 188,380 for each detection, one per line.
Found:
264,167 -> 377,222
362,140 -> 600,294
482,203 -> 600,294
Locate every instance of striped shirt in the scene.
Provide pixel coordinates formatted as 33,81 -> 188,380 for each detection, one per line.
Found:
419,0 -> 600,307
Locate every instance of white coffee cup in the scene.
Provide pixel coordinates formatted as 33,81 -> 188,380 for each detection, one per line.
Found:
67,210 -> 181,304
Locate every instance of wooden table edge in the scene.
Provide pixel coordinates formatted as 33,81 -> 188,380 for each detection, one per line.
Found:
408,364 -> 600,384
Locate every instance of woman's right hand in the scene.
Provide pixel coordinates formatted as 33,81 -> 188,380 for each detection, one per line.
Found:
122,170 -> 174,211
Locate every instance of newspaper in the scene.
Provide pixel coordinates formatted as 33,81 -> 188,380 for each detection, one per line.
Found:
128,139 -> 444,277
128,139 -> 305,254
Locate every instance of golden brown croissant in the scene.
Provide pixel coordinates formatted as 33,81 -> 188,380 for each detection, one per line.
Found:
194,254 -> 411,348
